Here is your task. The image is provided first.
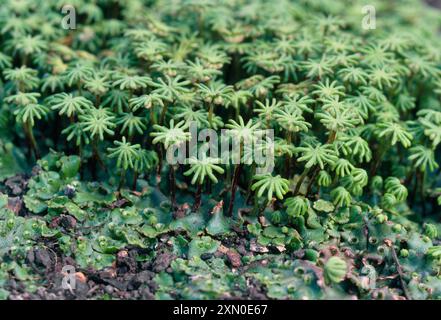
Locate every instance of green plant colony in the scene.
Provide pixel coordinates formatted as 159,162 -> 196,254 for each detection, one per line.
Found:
0,0 -> 440,300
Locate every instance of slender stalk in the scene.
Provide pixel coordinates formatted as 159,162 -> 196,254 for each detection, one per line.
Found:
118,170 -> 125,190
363,215 -> 370,251
387,242 -> 412,300
95,140 -> 105,168
91,136 -> 105,179
252,196 -> 260,216
128,132 -> 134,143
305,166 -> 320,196
132,171 -> 139,190
160,100 -> 172,125
208,103 -> 214,127
293,166 -> 311,195
197,11 -> 203,36
409,173 -> 418,204
95,94 -> 101,107
404,169 -> 413,187
285,131 -> 292,177
79,142 -> 84,179
246,188 -> 254,206
160,105 -> 168,125
206,179 -> 212,195
169,165 -> 176,209
156,144 -> 163,182
257,198 -> 271,217
326,130 -> 337,144
24,121 -> 40,159
370,143 -> 387,177
150,107 -> 156,125
77,81 -> 82,96
419,171 -> 426,216
245,163 -> 256,205
226,163 -> 232,183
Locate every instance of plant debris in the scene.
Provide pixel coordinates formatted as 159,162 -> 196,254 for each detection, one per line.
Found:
0,0 -> 440,300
